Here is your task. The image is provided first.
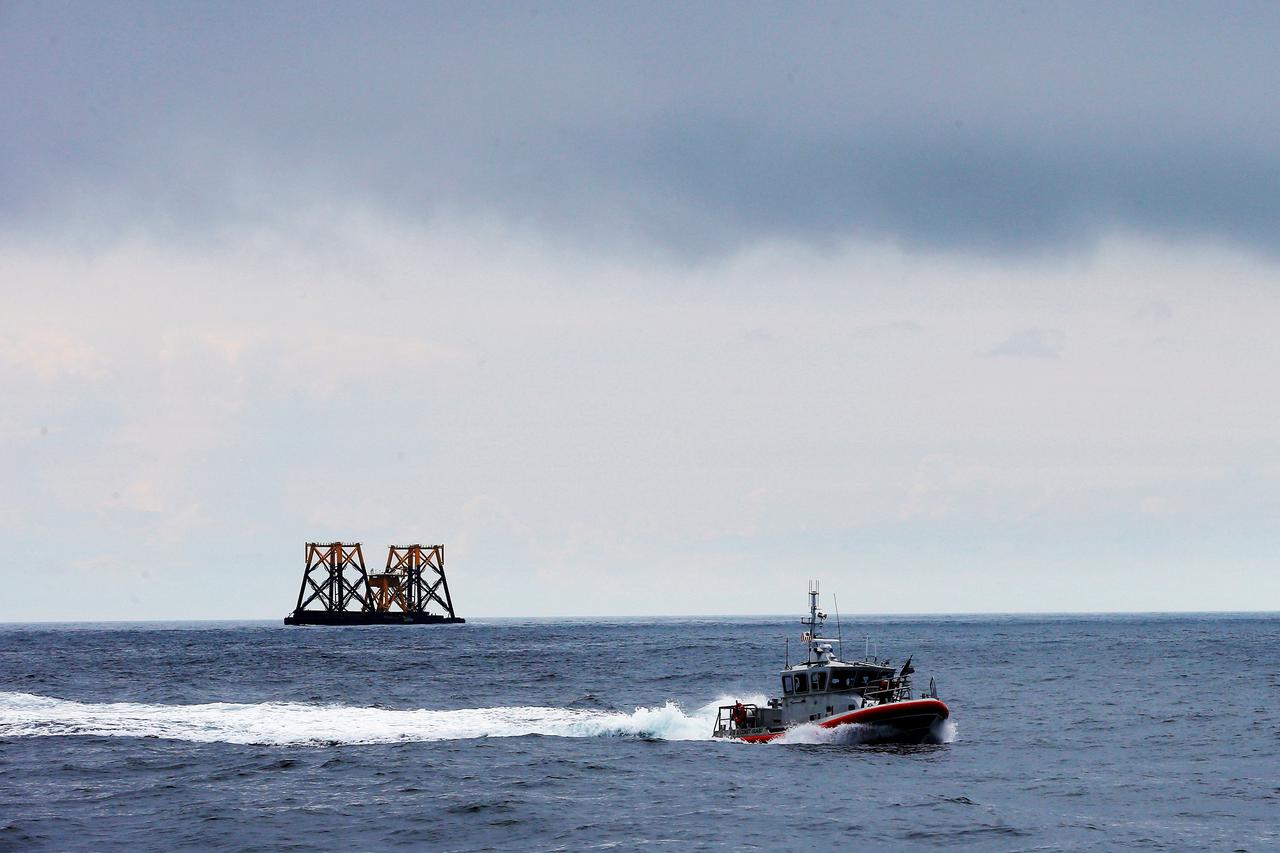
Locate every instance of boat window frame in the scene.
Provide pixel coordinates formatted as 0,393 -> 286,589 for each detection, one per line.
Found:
812,670 -> 828,692
781,674 -> 794,695
793,672 -> 809,693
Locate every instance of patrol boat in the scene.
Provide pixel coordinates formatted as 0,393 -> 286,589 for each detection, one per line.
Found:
713,582 -> 951,743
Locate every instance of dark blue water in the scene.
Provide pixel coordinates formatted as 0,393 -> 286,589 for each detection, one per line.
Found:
1,615 -> 1277,850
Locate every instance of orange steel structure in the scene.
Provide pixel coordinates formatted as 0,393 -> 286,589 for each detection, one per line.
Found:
293,542 -> 371,614
367,572 -> 408,613
383,544 -> 457,618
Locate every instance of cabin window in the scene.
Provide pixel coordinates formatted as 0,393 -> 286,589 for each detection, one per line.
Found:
811,671 -> 827,692
781,675 -> 794,694
830,673 -> 848,690
793,672 -> 809,693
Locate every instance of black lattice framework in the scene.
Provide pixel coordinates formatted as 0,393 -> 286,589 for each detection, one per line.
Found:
294,542 -> 371,613
386,544 -> 457,618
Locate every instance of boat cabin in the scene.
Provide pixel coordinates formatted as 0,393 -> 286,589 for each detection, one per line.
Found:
780,661 -> 896,698
775,657 -> 911,723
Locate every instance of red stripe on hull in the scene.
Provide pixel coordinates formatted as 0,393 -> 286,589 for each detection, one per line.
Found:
822,697 -> 949,728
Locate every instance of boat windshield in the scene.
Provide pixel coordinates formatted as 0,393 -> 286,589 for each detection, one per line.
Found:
828,666 -> 893,691
829,671 -> 856,690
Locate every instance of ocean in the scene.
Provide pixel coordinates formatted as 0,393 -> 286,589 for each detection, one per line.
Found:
0,614 -> 1276,850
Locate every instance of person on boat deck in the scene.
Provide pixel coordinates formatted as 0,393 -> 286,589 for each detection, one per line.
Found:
731,701 -> 747,727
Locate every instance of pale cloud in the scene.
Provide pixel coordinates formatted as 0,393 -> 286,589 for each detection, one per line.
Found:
856,320 -> 924,339
900,454 -> 1224,522
0,327 -> 104,381
1131,299 -> 1174,323
190,328 -> 256,365
2,220 -> 1279,618
979,329 -> 1063,359
270,332 -> 475,400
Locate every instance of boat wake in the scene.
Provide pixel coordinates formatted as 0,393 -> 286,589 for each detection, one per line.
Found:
0,691 -> 768,747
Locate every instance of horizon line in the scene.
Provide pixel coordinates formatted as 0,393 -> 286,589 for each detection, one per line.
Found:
2,608 -> 1278,625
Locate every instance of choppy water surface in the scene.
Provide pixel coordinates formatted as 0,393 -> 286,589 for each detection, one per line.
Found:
0,615 -> 1276,850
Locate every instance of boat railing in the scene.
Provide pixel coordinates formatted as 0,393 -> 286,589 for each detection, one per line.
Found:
862,676 -> 913,704
713,703 -> 762,735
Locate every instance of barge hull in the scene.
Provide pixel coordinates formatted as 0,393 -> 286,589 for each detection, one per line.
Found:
283,611 -> 465,626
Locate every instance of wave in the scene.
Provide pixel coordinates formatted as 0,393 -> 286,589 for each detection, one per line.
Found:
0,691 -> 766,747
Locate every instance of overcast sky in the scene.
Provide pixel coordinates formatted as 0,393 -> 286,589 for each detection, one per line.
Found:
2,1 -> 1278,619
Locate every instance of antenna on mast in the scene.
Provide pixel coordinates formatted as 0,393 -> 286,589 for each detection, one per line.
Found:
834,594 -> 843,660
805,579 -> 821,663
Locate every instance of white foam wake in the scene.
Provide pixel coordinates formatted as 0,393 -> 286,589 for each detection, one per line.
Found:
0,691 -> 767,747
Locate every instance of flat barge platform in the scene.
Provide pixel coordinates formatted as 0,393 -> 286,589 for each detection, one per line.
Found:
284,611 -> 464,625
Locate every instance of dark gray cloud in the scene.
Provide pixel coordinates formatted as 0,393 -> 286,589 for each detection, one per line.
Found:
4,0 -> 1280,255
